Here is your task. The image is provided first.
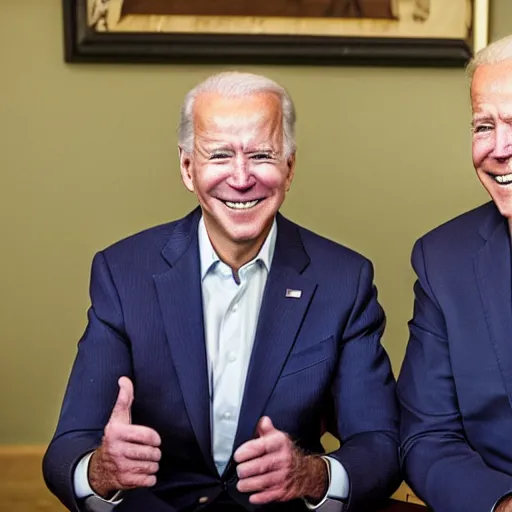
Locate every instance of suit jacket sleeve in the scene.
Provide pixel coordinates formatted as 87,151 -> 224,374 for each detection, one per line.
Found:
398,239 -> 512,512
328,259 -> 401,511
43,252 -> 133,512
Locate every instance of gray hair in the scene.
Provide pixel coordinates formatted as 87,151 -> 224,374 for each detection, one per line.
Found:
178,71 -> 296,158
466,34 -> 512,86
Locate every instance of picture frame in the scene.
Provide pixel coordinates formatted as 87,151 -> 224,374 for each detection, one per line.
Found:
63,0 -> 489,66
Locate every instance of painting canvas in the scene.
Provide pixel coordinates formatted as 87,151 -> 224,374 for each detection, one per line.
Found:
63,0 -> 488,65
117,0 -> 399,19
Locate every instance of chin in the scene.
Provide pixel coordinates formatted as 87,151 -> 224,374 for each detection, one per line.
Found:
230,231 -> 265,244
226,225 -> 268,244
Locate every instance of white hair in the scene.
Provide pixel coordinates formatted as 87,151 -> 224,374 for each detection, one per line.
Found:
178,71 -> 296,158
466,34 -> 512,86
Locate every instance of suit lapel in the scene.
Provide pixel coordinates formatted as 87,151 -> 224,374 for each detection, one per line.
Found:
153,209 -> 216,473
233,215 -> 317,449
475,205 -> 512,407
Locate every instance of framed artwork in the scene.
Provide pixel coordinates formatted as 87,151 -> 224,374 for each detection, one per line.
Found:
63,0 -> 489,66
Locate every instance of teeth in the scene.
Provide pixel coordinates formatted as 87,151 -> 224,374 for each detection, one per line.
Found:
224,200 -> 259,209
495,173 -> 512,184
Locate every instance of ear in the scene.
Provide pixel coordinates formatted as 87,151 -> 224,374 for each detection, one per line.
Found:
179,146 -> 195,193
285,152 -> 296,191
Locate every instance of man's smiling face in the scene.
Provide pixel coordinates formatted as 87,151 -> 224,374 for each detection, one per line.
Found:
179,91 -> 295,257
472,59 -> 512,219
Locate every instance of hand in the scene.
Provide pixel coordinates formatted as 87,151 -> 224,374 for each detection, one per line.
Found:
234,416 -> 328,505
496,496 -> 512,512
88,377 -> 162,498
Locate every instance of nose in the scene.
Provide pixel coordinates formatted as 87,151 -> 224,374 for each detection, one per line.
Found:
492,124 -> 512,162
226,158 -> 255,190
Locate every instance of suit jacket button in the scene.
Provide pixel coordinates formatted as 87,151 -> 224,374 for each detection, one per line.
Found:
198,496 -> 209,504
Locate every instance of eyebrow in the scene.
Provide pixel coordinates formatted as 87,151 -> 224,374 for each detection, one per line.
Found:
244,147 -> 276,154
206,145 -> 234,153
471,114 -> 492,124
473,113 -> 512,121
205,144 -> 278,154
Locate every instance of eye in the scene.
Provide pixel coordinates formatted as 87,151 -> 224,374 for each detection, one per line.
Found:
251,153 -> 273,160
473,124 -> 493,134
209,153 -> 231,160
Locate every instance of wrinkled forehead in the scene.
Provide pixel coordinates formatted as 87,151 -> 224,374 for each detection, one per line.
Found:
193,91 -> 283,138
471,61 -> 512,108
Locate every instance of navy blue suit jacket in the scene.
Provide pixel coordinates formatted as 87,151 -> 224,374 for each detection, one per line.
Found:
399,202 -> 512,511
43,209 -> 400,512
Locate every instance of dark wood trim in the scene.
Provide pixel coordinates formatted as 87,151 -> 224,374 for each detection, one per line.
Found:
62,0 -> 472,67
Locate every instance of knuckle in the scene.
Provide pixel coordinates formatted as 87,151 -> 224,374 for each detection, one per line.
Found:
109,444 -> 124,459
143,462 -> 158,474
126,476 -> 142,488
276,431 -> 287,443
267,458 -> 278,474
117,473 -> 134,487
118,459 -> 132,473
104,423 -> 117,438
144,475 -> 157,487
108,446 -> 125,467
267,458 -> 278,473
126,447 -> 141,460
256,461 -> 266,475
237,466 -> 247,479
258,474 -> 269,489
133,461 -> 158,475
143,432 -> 155,446
104,424 -> 124,443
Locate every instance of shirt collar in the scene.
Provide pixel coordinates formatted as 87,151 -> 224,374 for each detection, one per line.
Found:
198,215 -> 277,280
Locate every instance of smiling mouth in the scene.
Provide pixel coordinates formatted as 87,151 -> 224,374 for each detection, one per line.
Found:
221,199 -> 263,210
487,172 -> 512,185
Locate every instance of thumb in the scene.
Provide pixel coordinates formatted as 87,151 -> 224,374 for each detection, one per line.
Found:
256,416 -> 275,438
109,376 -> 133,424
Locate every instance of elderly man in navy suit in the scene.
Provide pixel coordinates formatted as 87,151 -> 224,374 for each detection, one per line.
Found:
399,34 -> 512,512
43,71 -> 400,512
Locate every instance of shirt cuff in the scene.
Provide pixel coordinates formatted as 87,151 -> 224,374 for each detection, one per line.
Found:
492,492 -> 512,512
304,456 -> 349,510
73,451 -> 124,504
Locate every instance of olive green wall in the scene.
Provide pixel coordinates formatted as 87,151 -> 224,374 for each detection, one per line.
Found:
0,1 -> 508,443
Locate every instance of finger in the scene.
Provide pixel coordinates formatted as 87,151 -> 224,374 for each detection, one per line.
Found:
248,487 -> 284,505
117,472 -> 157,489
256,416 -> 275,437
122,425 -> 162,447
109,377 -> 134,425
234,431 -> 284,463
237,452 -> 281,479
123,444 -> 161,462
130,460 -> 159,476
234,438 -> 267,463
237,469 -> 284,493
109,423 -> 161,447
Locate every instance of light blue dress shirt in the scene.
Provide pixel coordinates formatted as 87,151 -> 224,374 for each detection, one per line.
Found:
74,216 -> 349,507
